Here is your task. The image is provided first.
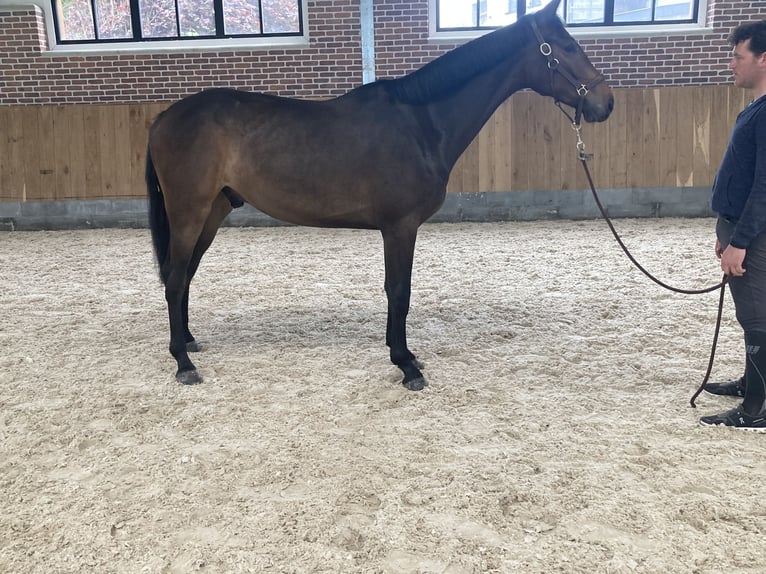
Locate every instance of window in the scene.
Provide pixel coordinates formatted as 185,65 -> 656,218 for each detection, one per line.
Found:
51,0 -> 303,45
435,0 -> 700,31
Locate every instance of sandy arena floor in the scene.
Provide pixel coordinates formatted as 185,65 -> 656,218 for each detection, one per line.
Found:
1,218 -> 765,573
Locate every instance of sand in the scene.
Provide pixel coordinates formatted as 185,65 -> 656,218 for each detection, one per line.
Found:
1,218 -> 764,574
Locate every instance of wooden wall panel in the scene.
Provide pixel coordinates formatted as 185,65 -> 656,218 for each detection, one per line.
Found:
509,92 -> 532,192
20,106 -> 43,201
657,88 -> 678,187
580,100 -> 611,190
641,89 -> 660,189
675,88 -> 695,187
0,107 -> 26,202
606,89 -> 628,190
692,86 -> 712,188
0,86 -> 752,204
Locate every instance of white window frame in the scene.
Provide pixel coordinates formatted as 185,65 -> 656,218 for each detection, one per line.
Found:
428,0 -> 711,42
0,0 -> 309,54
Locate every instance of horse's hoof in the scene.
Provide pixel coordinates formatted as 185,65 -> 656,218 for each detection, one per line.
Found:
176,369 -> 203,385
402,376 -> 428,391
186,341 -> 201,353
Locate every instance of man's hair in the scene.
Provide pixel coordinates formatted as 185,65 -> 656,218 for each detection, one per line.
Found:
729,20 -> 766,56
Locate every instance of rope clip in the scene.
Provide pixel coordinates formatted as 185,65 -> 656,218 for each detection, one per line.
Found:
571,122 -> 593,161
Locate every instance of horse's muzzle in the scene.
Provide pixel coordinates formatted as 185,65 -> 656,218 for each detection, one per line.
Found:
583,92 -> 614,123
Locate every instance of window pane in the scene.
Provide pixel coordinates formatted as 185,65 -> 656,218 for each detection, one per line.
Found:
567,0 -> 605,24
528,0 -> 563,17
438,0 -> 477,28
262,0 -> 300,34
179,0 -> 216,36
656,0 -> 693,21
525,0 -> 544,15
224,0 -> 261,35
140,0 -> 179,38
481,0 -> 517,26
57,0 -> 96,40
95,0 -> 132,39
615,0 -> 651,22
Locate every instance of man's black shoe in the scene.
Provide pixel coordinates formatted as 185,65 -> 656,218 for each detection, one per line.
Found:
702,376 -> 745,397
699,404 -> 766,432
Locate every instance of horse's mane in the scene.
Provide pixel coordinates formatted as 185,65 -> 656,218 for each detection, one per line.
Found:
385,14 -> 534,105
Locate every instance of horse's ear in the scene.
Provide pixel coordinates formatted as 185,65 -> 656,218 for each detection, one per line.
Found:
541,0 -> 562,15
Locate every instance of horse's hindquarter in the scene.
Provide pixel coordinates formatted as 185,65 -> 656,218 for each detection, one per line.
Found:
224,92 -> 449,229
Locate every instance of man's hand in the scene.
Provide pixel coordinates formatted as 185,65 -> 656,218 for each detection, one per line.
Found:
720,244 -> 747,276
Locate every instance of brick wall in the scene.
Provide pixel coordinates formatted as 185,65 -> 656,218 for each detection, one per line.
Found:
0,0 -> 761,105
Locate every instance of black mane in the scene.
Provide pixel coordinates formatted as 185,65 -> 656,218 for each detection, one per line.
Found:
386,15 -> 533,105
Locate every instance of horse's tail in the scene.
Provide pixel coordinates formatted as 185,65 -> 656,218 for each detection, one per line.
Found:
146,146 -> 169,283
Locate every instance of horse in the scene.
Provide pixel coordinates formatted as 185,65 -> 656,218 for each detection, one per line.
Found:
145,0 -> 613,390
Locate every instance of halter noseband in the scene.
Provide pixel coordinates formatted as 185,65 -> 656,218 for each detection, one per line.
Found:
529,17 -> 605,125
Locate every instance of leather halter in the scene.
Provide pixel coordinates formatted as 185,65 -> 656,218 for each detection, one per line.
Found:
529,16 -> 605,125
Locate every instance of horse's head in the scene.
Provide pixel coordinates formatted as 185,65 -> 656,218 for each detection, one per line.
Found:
524,0 -> 613,123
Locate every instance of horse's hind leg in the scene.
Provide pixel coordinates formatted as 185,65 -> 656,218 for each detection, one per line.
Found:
164,227 -> 203,385
181,194 -> 233,353
183,194 -> 232,353
164,194 -> 230,385
382,221 -> 426,391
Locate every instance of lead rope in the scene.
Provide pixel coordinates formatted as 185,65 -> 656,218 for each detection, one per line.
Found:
569,119 -> 728,408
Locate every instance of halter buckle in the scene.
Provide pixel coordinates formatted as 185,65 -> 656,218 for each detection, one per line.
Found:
539,42 -> 552,57
547,57 -> 560,70
577,84 -> 589,97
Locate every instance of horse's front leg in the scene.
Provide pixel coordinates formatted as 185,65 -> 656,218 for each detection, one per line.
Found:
382,224 -> 426,391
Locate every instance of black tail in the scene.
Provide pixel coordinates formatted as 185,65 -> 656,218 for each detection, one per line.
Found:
146,147 -> 169,283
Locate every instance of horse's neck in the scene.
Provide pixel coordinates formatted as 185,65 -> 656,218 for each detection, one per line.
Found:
424,65 -> 528,171
390,22 -> 533,172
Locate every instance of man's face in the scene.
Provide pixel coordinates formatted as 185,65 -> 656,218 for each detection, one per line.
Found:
729,39 -> 766,90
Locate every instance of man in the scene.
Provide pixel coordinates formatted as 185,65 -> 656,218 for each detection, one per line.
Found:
700,20 -> 766,431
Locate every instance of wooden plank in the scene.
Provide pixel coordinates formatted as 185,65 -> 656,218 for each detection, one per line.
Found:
641,89 -> 660,188
37,106 -> 57,200
510,92 -> 531,191
39,108 -> 59,200
657,88 -> 678,187
675,87 -> 695,187
461,137 -> 480,193
0,107 -> 23,202
128,104 -> 148,198
477,109 -> 496,192
525,93 -> 551,191
530,94 -> 561,191
625,90 -> 644,188
692,85 -> 712,188
583,98 -> 612,190
97,105 -> 118,197
52,105 -> 73,199
66,106 -> 88,199
112,105 -> 133,197
494,100 -> 513,191
82,105 -> 103,198
605,88 -> 628,190
20,107 -> 43,201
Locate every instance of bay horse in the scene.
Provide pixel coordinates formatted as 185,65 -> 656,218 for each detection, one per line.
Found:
146,0 -> 613,389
